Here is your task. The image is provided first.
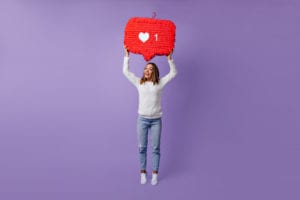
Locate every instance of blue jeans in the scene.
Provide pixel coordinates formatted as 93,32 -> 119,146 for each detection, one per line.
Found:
137,116 -> 162,172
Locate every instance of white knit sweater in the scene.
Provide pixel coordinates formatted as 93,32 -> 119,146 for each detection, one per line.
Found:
123,56 -> 177,119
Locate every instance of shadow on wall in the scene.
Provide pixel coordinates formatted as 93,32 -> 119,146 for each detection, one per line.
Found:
161,55 -> 209,178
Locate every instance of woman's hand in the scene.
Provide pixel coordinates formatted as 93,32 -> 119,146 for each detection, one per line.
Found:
167,49 -> 174,60
124,46 -> 130,57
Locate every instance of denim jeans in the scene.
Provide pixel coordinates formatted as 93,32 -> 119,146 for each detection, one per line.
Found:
137,116 -> 162,172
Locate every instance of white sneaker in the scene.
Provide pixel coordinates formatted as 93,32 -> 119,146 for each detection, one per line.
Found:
140,173 -> 147,184
151,173 -> 158,186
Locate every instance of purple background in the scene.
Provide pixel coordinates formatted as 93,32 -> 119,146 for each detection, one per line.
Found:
1,0 -> 299,199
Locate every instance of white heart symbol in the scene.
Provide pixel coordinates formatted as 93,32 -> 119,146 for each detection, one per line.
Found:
138,32 -> 149,43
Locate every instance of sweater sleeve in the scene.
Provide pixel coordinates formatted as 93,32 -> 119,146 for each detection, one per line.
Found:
123,56 -> 139,87
160,59 -> 178,87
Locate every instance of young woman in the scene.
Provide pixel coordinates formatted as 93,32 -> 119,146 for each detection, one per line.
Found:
123,46 -> 177,185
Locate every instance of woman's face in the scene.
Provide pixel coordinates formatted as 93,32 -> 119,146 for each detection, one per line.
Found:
144,64 -> 153,80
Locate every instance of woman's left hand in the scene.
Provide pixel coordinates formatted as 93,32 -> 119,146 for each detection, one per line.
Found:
167,49 -> 173,60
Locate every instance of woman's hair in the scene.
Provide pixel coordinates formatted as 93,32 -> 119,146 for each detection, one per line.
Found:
140,62 -> 160,85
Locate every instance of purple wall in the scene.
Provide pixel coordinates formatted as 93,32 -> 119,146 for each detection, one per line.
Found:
0,0 -> 299,199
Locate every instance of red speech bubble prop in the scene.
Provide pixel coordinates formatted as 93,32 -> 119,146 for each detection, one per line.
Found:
124,17 -> 176,61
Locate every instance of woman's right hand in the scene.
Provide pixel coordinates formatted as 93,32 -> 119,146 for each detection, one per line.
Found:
124,46 -> 130,57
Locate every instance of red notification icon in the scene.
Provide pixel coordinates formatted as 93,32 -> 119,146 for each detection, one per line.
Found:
124,17 -> 176,61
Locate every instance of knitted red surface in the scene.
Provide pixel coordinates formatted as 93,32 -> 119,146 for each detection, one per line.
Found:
124,17 -> 176,61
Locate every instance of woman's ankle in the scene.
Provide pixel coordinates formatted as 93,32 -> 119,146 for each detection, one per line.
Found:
140,170 -> 147,174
